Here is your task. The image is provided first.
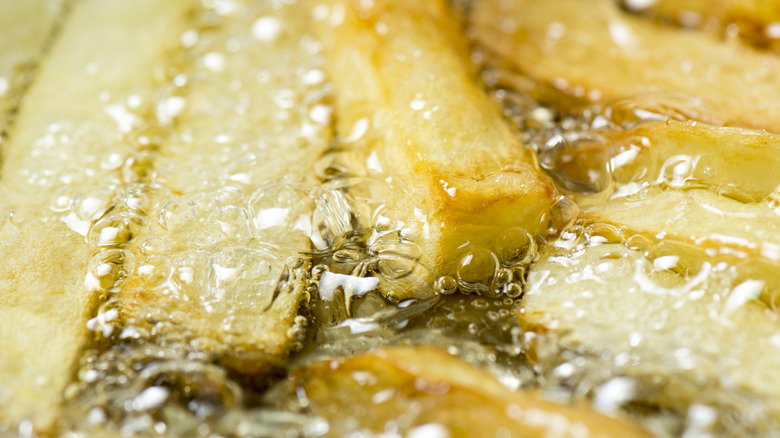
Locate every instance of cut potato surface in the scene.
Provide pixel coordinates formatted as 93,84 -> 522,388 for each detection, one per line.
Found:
471,0 -> 780,132
282,346 -> 651,437
111,0 -> 330,376
0,0 -> 193,433
316,0 -> 556,299
0,0 -> 65,136
521,240 -> 780,434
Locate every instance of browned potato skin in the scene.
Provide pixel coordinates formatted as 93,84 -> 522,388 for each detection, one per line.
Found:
289,346 -> 651,437
471,0 -> 780,133
316,0 -> 556,299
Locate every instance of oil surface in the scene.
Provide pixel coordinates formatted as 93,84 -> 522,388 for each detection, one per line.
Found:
2,0 -> 779,437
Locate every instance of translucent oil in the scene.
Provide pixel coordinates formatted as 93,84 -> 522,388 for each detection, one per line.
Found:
5,0 -> 779,437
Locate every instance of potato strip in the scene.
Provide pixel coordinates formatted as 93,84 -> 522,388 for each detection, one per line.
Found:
472,0 -> 780,132
619,0 -> 780,51
0,0 -> 192,432
522,241 -> 780,433
111,0 -> 330,376
285,346 -> 651,437
316,0 -> 555,299
0,0 -> 65,136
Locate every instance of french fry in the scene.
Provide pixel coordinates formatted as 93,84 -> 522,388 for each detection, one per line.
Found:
619,0 -> 780,50
581,188 -> 780,303
549,120 -> 780,203
521,241 -> 780,431
315,0 -> 556,300
283,346 -> 651,437
471,0 -> 780,132
0,0 -> 65,135
112,0 -> 330,376
0,0 -> 192,432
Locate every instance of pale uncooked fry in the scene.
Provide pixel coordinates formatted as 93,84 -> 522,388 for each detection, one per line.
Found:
0,0 -> 192,432
620,0 -> 780,50
0,0 -> 65,135
471,0 -> 780,132
521,241 -> 780,432
316,0 -> 555,299
583,188 -> 780,306
552,120 -> 780,203
0,219 -> 90,432
282,346 -> 651,437
114,0 -> 330,376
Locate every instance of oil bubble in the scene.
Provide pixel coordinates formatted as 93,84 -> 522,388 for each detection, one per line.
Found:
131,124 -> 173,150
456,248 -> 500,293
172,250 -> 213,293
497,227 -> 535,267
140,236 -> 170,255
372,240 -> 421,280
50,187 -> 76,213
207,205 -> 252,242
312,188 -> 353,243
158,198 -> 197,231
434,275 -> 458,295
495,268 -> 513,287
503,282 -> 523,298
220,156 -> 286,189
137,255 -> 173,289
73,187 -> 115,222
85,249 -> 135,292
122,150 -> 155,183
249,183 -> 313,237
89,212 -> 147,249
585,223 -> 623,245
544,196 -> 579,236
538,133 -> 612,194
660,154 -> 699,188
122,183 -> 172,216
208,246 -> 278,308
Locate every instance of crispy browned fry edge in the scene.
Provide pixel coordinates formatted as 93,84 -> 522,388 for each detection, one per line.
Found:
316,0 -> 556,299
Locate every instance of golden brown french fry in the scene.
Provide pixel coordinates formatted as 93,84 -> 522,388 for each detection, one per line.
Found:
619,0 -> 780,50
471,0 -> 780,132
316,0 -> 556,299
0,0 -> 192,432
0,0 -> 65,135
582,188 -> 780,305
113,0 -> 330,376
547,120 -> 780,203
521,241 -> 780,432
284,346 -> 651,437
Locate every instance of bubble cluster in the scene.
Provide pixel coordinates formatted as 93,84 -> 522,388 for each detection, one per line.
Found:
518,222 -> 780,436
65,0 -> 338,435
